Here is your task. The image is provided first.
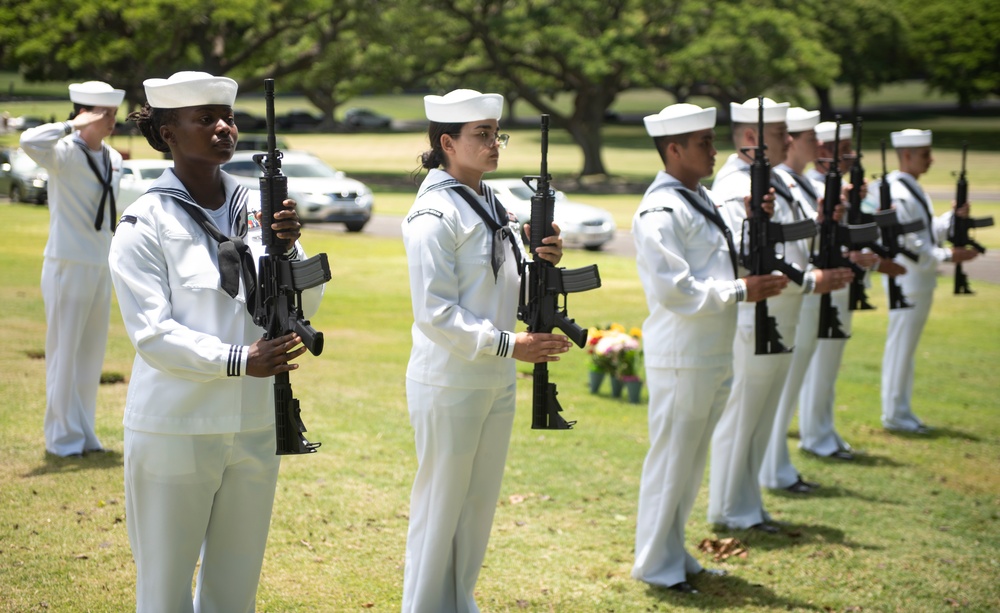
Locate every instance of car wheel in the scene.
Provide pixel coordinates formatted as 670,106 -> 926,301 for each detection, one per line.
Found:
345,221 -> 366,233
10,185 -> 22,203
584,244 -> 604,252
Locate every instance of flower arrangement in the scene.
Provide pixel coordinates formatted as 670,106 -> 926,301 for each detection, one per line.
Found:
586,323 -> 643,382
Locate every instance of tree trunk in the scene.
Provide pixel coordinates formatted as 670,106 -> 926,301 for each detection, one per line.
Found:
851,82 -> 862,119
565,94 -> 610,177
814,85 -> 834,120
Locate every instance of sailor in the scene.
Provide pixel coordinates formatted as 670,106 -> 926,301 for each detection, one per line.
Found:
109,71 -> 324,611
20,80 -> 125,457
630,103 -> 787,593
400,89 -> 569,613
875,129 -> 978,433
708,98 -> 852,532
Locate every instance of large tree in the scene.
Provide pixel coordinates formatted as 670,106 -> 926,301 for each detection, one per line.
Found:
901,0 -> 1000,109
807,0 -> 912,118
430,0 -> 683,177
0,0 -> 330,109
661,0 -> 840,113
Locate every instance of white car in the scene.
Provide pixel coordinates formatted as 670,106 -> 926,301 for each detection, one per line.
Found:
118,159 -> 174,207
222,151 -> 373,231
484,178 -> 616,250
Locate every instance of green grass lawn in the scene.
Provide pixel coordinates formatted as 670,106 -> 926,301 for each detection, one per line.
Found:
1,201 -> 998,611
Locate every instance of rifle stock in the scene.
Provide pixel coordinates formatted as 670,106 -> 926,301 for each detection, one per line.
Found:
253,78 -> 331,455
517,114 -> 601,429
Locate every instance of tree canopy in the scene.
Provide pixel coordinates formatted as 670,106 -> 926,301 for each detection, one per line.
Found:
0,0 -> 986,176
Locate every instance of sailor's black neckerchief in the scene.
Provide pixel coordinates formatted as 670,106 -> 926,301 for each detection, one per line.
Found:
147,182 -> 257,313
73,138 -> 117,232
648,179 -> 739,278
419,176 -> 523,281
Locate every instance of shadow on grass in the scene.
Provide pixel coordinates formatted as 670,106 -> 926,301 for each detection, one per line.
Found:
768,482 -> 903,506
24,449 -> 123,477
645,570 -> 823,610
880,426 -> 982,443
720,521 -> 883,554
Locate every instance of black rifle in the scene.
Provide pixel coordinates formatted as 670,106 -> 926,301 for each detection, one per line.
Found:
872,139 -> 925,310
253,78 -> 331,455
740,97 -> 817,355
948,141 -> 994,295
517,114 -> 601,430
814,118 -> 879,339
846,117 -> 879,311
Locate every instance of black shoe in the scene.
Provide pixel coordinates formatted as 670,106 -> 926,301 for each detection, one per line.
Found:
84,448 -> 107,455
829,449 -> 854,460
750,522 -> 780,534
668,581 -> 699,594
785,477 -> 815,494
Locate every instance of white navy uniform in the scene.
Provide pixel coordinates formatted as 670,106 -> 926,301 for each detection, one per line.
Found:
759,165 -> 832,488
401,168 -> 524,613
870,171 -> 952,431
708,155 -> 815,528
20,121 -> 122,456
794,167 -> 855,456
109,168 -> 323,612
631,171 -> 746,587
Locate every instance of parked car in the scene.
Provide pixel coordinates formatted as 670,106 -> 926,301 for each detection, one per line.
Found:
235,134 -> 291,152
0,148 -> 48,204
483,178 -> 616,251
221,150 -> 373,231
276,110 -> 323,132
118,159 -> 174,207
343,108 -> 392,130
233,110 -> 265,131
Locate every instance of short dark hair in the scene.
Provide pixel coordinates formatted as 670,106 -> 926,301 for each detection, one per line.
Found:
652,133 -> 693,165
127,103 -> 178,154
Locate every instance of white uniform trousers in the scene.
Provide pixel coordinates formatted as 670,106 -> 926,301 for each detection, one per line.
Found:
799,288 -> 852,455
881,290 -> 934,431
124,427 -> 281,613
759,293 -> 821,490
402,380 -> 516,613
41,257 -> 111,456
709,324 -> 796,528
632,365 -> 731,587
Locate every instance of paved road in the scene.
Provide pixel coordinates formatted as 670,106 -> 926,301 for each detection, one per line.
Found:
314,214 -> 999,285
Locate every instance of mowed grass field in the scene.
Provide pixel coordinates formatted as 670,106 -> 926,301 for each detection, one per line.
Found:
1,188 -> 998,611
2,81 -> 999,610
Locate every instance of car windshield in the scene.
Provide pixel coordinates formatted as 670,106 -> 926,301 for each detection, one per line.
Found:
225,158 -> 338,179
139,167 -> 169,180
283,160 -> 339,178
508,185 -> 534,200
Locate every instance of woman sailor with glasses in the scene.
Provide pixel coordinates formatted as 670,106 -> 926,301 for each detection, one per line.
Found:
400,90 -> 570,612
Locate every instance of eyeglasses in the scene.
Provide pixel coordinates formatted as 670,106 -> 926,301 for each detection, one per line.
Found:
470,131 -> 510,149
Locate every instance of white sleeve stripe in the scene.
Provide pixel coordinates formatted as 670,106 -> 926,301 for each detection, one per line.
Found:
227,345 -> 242,377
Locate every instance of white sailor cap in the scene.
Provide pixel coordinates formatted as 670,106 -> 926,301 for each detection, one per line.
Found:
143,71 -> 238,109
424,89 -> 504,123
644,103 -> 716,137
786,107 -> 820,133
815,121 -> 853,143
730,97 -> 789,124
68,81 -> 125,107
891,129 -> 932,148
